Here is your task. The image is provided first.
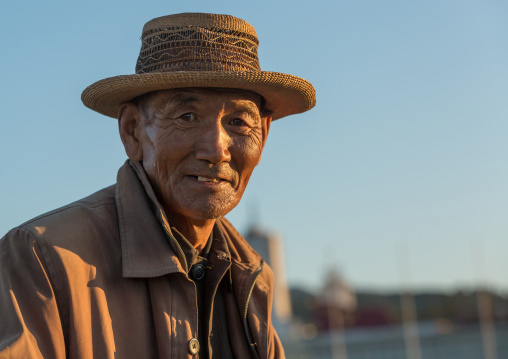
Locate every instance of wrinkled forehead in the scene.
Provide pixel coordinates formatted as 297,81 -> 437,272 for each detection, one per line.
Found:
138,87 -> 264,111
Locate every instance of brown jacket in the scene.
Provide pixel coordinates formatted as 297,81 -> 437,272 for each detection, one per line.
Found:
0,161 -> 284,358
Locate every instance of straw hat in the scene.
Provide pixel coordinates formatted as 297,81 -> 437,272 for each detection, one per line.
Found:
81,13 -> 316,120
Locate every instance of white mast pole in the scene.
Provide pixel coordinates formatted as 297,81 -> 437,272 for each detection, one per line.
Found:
398,243 -> 422,359
472,242 -> 498,359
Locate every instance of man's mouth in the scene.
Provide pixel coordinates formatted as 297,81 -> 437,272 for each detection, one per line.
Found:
197,176 -> 220,183
187,173 -> 233,186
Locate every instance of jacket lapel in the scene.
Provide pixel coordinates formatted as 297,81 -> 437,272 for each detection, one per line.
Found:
115,161 -> 185,278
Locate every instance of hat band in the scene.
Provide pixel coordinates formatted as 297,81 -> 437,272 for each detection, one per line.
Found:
135,27 -> 261,74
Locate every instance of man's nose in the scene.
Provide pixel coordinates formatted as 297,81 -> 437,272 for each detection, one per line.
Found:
195,122 -> 232,164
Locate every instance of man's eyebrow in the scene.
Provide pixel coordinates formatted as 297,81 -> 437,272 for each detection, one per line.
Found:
233,101 -> 261,116
155,93 -> 199,117
172,94 -> 199,106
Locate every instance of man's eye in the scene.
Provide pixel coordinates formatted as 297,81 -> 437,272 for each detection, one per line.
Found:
180,113 -> 197,122
230,118 -> 246,126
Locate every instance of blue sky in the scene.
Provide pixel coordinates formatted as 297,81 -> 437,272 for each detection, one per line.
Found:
1,0 -> 507,292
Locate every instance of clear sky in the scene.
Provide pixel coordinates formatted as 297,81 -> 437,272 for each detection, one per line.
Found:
1,0 -> 507,293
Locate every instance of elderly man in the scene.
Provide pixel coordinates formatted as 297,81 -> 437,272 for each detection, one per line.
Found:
0,13 -> 315,359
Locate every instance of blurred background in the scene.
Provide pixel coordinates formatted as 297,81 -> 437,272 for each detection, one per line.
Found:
1,0 -> 507,357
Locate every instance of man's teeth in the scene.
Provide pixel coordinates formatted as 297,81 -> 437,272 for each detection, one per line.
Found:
197,176 -> 219,183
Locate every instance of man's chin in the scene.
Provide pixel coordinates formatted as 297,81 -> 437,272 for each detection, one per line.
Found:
195,203 -> 237,221
175,196 -> 240,222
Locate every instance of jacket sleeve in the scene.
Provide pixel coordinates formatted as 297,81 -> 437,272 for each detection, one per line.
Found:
0,228 -> 66,359
268,325 -> 285,359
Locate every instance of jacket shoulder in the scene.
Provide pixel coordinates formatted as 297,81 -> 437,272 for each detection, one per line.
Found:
11,185 -> 118,250
19,185 -> 116,230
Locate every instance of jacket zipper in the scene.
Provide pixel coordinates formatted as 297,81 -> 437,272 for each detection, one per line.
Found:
243,262 -> 264,359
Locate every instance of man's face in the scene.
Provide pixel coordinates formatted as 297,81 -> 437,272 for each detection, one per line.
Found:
131,88 -> 271,222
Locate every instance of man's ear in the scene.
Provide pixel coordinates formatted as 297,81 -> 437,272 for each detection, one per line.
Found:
118,103 -> 144,162
260,115 -> 272,150
254,114 -> 272,167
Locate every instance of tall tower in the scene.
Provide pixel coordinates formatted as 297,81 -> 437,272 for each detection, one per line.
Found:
245,224 -> 292,337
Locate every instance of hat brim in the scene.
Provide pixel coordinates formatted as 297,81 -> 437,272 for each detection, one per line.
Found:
81,71 -> 316,121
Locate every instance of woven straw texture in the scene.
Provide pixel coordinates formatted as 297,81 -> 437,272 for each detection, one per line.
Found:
82,13 -> 316,120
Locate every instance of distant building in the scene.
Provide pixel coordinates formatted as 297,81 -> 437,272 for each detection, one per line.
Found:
319,269 -> 357,312
316,269 -> 357,331
245,224 -> 292,337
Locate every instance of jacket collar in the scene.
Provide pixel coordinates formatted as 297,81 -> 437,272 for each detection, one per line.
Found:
115,160 -> 265,279
115,160 -> 186,278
